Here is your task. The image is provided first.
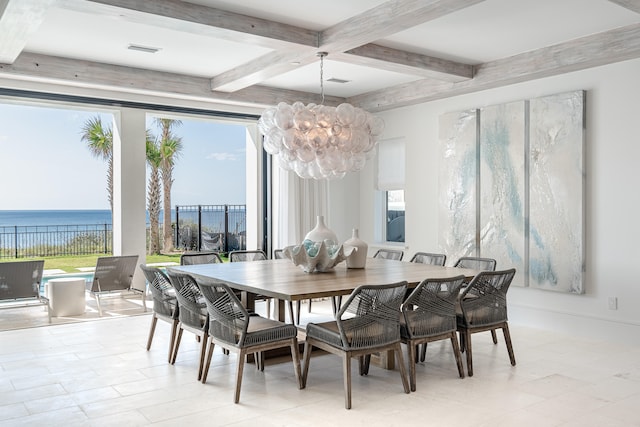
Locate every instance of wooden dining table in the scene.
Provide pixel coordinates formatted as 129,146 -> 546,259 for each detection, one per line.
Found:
169,257 -> 479,370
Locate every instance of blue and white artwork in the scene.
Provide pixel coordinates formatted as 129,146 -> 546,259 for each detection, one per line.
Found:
529,91 -> 585,293
438,109 -> 477,264
438,90 -> 585,293
480,102 -> 526,285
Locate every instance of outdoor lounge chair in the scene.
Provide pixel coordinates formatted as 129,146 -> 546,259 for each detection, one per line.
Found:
86,255 -> 142,316
0,260 -> 50,323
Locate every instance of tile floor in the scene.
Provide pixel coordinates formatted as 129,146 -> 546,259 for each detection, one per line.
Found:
1,299 -> 639,426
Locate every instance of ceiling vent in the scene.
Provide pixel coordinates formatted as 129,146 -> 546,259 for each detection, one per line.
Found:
127,44 -> 161,53
326,77 -> 350,84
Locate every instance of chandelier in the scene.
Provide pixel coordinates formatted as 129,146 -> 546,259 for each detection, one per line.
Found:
258,52 -> 384,180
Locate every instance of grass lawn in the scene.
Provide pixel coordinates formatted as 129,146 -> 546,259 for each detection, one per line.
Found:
0,254 -> 182,273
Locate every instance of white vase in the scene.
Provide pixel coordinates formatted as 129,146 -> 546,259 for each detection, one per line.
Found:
304,215 -> 338,244
344,228 -> 368,269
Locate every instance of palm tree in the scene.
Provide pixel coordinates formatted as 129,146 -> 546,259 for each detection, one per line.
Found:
81,116 -> 113,212
155,118 -> 183,252
146,131 -> 162,255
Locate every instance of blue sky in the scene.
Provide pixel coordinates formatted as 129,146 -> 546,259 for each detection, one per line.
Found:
0,102 -> 246,210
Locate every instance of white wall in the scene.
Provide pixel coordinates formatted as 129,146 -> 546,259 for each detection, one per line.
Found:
346,58 -> 640,343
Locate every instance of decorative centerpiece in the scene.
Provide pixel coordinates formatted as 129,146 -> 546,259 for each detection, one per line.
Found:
283,215 -> 355,273
283,240 -> 354,273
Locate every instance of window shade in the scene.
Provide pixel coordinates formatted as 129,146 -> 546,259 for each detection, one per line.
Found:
376,137 -> 405,191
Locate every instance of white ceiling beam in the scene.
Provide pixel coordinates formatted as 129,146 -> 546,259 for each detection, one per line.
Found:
0,52 -> 344,108
58,0 -> 319,49
0,0 -> 56,64
607,0 -> 640,14
334,43 -> 474,82
349,23 -> 640,112
211,0 -> 485,91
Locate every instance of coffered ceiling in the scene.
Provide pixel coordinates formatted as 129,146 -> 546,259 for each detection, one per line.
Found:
1,0 -> 639,112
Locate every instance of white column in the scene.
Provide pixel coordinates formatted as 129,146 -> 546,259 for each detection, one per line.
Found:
112,108 -> 147,291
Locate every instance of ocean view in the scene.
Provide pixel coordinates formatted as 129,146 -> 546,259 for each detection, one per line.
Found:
0,210 -> 173,227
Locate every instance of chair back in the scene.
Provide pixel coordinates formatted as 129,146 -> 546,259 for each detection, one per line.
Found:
90,255 -> 138,293
229,250 -> 267,262
409,252 -> 446,266
458,269 -> 516,328
166,271 -> 208,331
373,249 -> 404,261
180,251 -> 222,265
337,281 -> 407,350
140,265 -> 176,319
273,249 -> 285,259
454,256 -> 496,271
0,260 -> 44,300
198,281 -> 250,346
401,275 -> 465,338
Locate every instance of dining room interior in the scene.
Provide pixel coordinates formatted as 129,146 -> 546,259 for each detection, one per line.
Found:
1,0 -> 640,425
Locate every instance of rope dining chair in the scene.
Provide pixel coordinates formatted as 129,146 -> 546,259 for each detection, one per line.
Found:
197,280 -> 302,403
302,281 -> 410,409
373,248 -> 404,261
409,252 -> 447,266
140,265 -> 178,363
180,251 -> 223,265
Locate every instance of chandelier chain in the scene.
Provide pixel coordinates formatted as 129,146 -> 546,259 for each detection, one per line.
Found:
319,52 -> 325,105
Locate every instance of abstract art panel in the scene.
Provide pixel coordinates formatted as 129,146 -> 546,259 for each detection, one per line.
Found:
438,90 -> 585,293
529,91 -> 585,293
479,102 -> 526,285
438,109 -> 477,264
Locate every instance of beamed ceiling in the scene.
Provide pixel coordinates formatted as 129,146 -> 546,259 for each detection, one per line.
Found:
1,0 -> 640,112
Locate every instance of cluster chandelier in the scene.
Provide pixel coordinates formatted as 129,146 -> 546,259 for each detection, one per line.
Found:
258,52 -> 384,180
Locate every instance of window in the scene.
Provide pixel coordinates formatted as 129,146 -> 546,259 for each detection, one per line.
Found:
376,138 -> 405,243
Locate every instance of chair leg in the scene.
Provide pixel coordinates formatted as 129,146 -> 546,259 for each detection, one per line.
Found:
464,330 -> 473,377
234,349 -> 246,403
308,298 -> 312,313
146,315 -> 157,351
266,299 -> 271,319
342,354 -> 352,410
168,319 -> 178,363
301,340 -> 313,388
290,339 -> 303,389
420,342 -> 427,362
197,332 -> 208,381
95,294 -> 103,317
201,338 -> 215,383
288,301 -> 296,325
295,300 -> 301,324
394,343 -> 410,394
171,327 -> 184,365
449,332 -> 465,378
491,329 -> 498,344
408,342 -> 417,392
459,330 -> 466,353
502,324 -> 516,366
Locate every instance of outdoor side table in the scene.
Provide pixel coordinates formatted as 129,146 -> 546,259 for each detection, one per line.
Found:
45,277 -> 87,317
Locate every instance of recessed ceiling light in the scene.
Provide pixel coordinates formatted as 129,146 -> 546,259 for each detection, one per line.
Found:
327,77 -> 350,84
127,44 -> 161,54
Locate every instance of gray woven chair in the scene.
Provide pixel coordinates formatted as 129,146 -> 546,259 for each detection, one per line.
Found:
373,248 -> 404,261
165,270 -> 209,380
180,251 -> 223,265
198,281 -> 302,403
140,265 -> 178,363
409,252 -> 447,266
302,281 -> 410,409
453,256 -> 496,271
401,275 -> 466,391
457,268 -> 517,376
86,255 -> 142,316
454,256 -> 499,344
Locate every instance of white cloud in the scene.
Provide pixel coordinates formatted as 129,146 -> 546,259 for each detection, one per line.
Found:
206,152 -> 237,161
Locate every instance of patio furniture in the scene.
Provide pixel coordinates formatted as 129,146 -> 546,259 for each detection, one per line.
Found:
180,251 -> 223,265
86,255 -> 141,316
140,265 -> 178,363
0,260 -> 50,323
198,281 -> 302,403
409,252 -> 447,266
457,269 -> 517,376
373,248 -> 404,261
45,277 -> 86,317
165,270 -> 209,380
302,281 -> 410,409
401,275 -> 466,391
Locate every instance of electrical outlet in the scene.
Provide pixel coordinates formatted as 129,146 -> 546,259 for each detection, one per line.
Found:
608,297 -> 618,310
